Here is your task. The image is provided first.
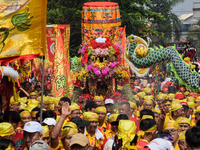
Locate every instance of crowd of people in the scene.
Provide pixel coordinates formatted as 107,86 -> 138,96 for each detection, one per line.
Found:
1,78 -> 200,150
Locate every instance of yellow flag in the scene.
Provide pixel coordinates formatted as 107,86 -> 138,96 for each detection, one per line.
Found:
0,0 -> 47,65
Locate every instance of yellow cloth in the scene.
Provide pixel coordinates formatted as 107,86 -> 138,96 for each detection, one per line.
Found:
42,126 -> 49,137
109,114 -> 118,123
43,96 -> 50,104
20,110 -> 31,118
134,95 -> 139,101
94,96 -> 104,101
179,131 -> 186,141
129,102 -> 137,112
61,127 -> 78,139
169,102 -> 182,114
163,100 -> 171,106
174,143 -> 180,150
30,92 -> 37,96
144,125 -> 156,133
83,112 -> 98,121
184,91 -> 190,96
69,103 -> 80,111
163,120 -> 180,130
153,109 -> 161,114
137,92 -> 146,98
10,96 -> 19,105
195,106 -> 200,113
0,122 -> 15,137
63,122 -> 77,129
187,96 -> 195,102
85,130 -> 104,148
118,120 -> 137,149
196,96 -> 200,102
156,93 -> 167,100
141,115 -> 153,121
20,103 -> 27,110
105,128 -> 115,140
0,0 -> 47,59
19,97 -> 27,103
143,99 -> 153,104
188,101 -> 195,109
95,106 -> 106,114
176,117 -> 191,126
31,111 -> 38,118
168,93 -> 175,99
143,88 -> 152,93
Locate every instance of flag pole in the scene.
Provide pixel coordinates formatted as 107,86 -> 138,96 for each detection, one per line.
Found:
40,56 -> 45,124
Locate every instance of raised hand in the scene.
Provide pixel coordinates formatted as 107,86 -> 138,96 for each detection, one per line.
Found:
61,102 -> 71,117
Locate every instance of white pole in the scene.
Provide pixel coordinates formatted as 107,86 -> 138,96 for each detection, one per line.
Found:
40,56 -> 45,124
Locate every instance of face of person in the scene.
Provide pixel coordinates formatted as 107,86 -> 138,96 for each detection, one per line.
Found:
23,132 -> 42,148
58,101 -> 64,113
97,111 -> 106,122
179,123 -> 190,132
163,104 -> 171,114
130,108 -> 135,116
21,115 -> 32,128
176,107 -> 185,118
94,99 -> 103,106
178,139 -> 188,150
70,109 -> 81,119
71,144 -> 88,150
10,103 -> 20,112
156,99 -> 163,106
164,128 -> 179,143
119,104 -> 129,116
30,95 -> 37,99
154,113 -> 160,125
87,121 -> 97,132
62,134 -> 74,150
139,98 -> 144,106
43,103 -> 49,110
143,103 -> 153,110
105,104 -> 114,113
195,101 -> 200,109
195,112 -> 200,123
25,83 -> 30,90
111,124 -> 117,133
42,137 -> 50,144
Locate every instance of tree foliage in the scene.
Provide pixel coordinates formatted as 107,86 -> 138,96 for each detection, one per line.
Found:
187,23 -> 200,59
47,0 -> 165,57
148,0 -> 183,46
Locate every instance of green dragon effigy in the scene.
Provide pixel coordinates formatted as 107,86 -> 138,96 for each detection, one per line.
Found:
126,34 -> 200,92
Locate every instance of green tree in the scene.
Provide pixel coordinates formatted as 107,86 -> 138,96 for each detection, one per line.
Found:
186,23 -> 200,58
148,0 -> 183,46
47,0 -> 164,57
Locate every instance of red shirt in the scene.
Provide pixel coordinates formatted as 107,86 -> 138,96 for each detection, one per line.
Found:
137,139 -> 149,150
129,116 -> 140,132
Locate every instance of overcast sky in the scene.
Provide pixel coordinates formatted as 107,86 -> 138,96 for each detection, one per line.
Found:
172,0 -> 200,17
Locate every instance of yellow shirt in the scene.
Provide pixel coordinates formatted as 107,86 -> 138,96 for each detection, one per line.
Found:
104,128 -> 115,140
49,142 -> 65,150
99,122 -> 107,133
174,143 -> 180,150
85,130 -> 104,149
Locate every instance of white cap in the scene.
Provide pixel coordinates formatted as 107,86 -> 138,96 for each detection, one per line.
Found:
30,140 -> 50,150
23,121 -> 43,134
43,118 -> 57,126
144,138 -> 170,150
105,99 -> 114,105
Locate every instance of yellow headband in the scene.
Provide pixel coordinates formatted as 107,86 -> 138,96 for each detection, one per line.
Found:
10,96 -> 19,105
156,94 -> 167,100
0,122 -> 15,137
153,109 -> 161,114
129,102 -> 137,113
187,96 -> 195,101
163,101 -> 171,106
169,102 -> 182,113
144,125 -> 157,133
133,95 -> 139,101
118,120 -> 137,149
196,96 -> 200,102
63,122 -> 77,128
95,106 -> 106,114
168,93 -> 175,99
20,110 -> 31,118
42,126 -> 49,138
188,101 -> 195,109
179,131 -> 186,141
61,126 -> 78,139
70,103 -> 80,111
184,91 -> 190,96
176,117 -> 191,126
31,111 -> 38,118
109,114 -> 119,123
143,88 -> 152,93
144,99 -> 153,104
83,112 -> 98,122
137,92 -> 146,98
141,115 -> 153,121
30,92 -> 37,96
94,96 -> 104,101
163,120 -> 180,131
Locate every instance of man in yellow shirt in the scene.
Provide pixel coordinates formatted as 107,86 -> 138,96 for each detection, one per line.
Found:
104,114 -> 118,140
95,106 -> 108,132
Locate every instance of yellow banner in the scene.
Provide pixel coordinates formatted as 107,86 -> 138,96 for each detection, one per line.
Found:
0,0 -> 47,64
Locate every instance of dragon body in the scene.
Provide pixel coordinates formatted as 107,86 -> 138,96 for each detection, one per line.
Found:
127,35 -> 200,91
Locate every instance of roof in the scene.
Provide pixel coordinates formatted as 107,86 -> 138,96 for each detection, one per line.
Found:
178,13 -> 193,21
